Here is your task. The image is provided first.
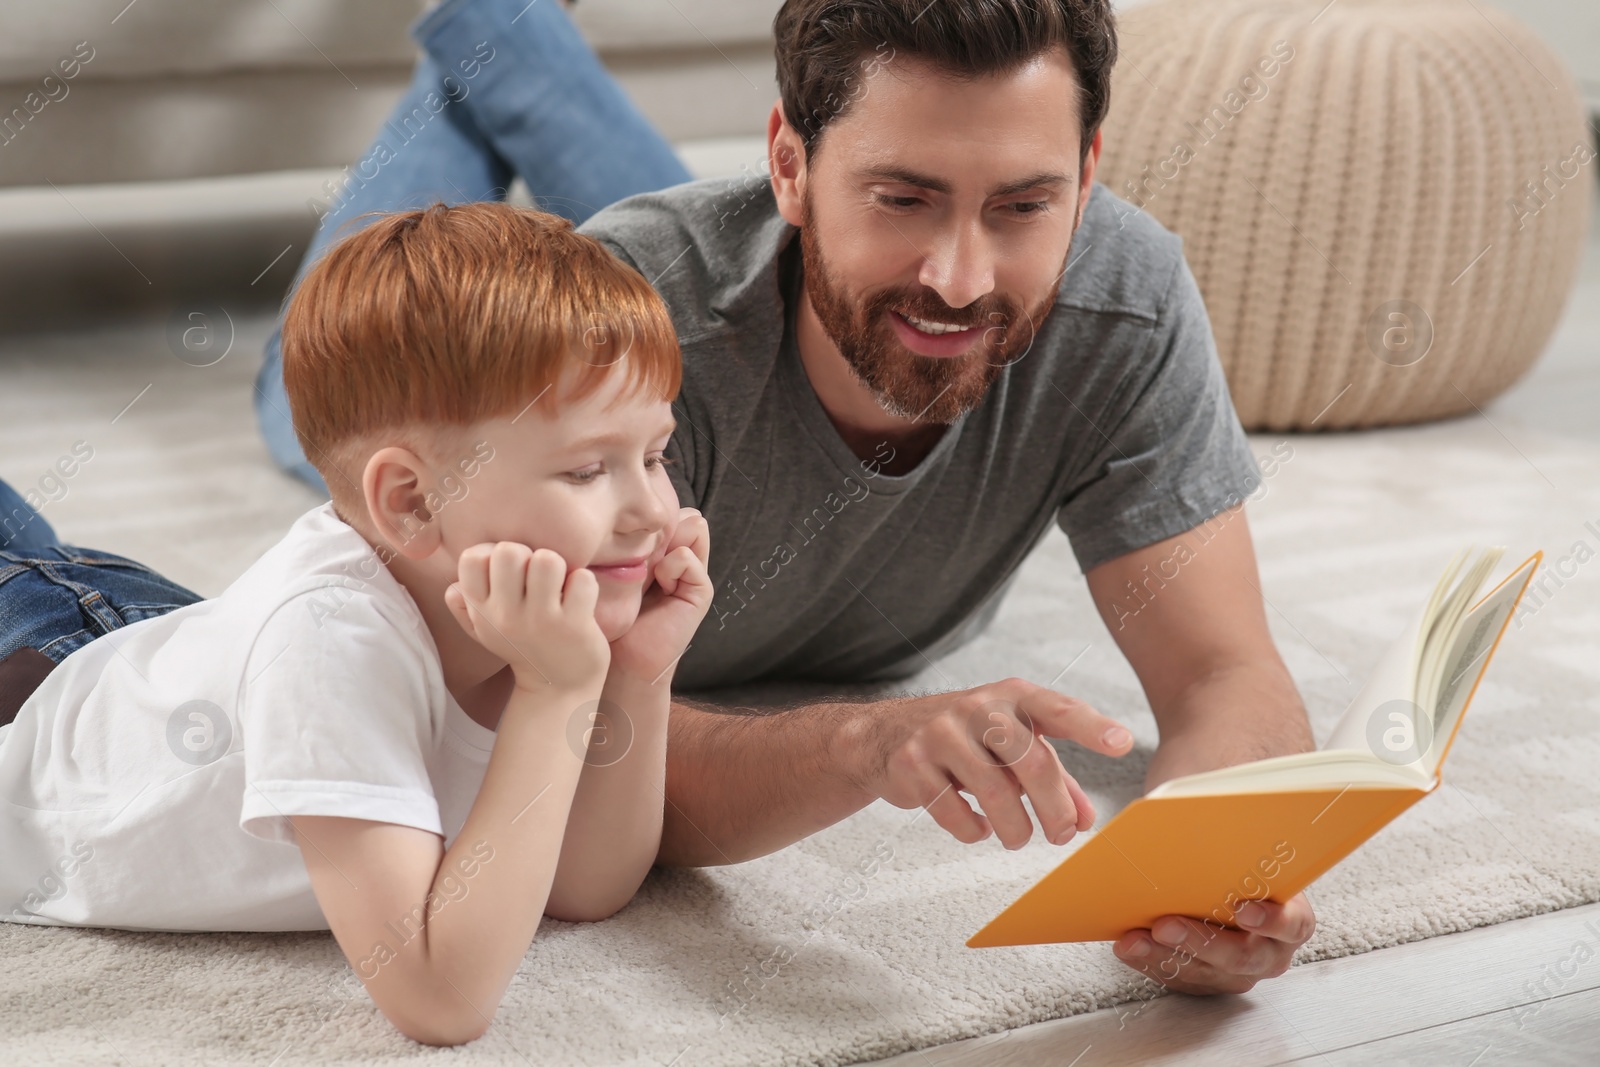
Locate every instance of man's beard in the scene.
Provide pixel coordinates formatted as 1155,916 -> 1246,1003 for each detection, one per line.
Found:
798,189 -> 1073,425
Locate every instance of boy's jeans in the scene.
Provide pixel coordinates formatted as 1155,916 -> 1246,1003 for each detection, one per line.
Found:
254,0 -> 695,491
0,479 -> 201,670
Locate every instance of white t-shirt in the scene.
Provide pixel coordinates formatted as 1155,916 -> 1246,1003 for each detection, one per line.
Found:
0,503 -> 497,931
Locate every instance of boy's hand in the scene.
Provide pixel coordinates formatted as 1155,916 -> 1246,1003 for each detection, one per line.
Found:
609,507 -> 712,683
444,542 -> 610,693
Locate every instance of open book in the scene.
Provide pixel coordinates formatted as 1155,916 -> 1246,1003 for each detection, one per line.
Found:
968,546 -> 1543,947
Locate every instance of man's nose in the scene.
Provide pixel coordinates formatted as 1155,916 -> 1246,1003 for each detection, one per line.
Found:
918,217 -> 996,311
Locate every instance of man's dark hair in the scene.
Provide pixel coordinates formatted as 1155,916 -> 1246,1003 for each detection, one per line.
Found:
772,0 -> 1117,166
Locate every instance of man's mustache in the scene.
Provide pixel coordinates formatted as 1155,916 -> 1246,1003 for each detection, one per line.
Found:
865,293 -> 1023,331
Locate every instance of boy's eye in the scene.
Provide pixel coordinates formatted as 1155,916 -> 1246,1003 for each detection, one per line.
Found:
566,454 -> 672,483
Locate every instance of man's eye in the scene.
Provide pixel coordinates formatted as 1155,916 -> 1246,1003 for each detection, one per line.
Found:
873,194 -> 921,210
1009,201 -> 1049,216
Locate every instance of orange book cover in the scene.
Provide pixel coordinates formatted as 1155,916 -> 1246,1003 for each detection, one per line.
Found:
968,548 -> 1542,948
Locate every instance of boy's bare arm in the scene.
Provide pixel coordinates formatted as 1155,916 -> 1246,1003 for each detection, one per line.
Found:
292,681 -> 593,1045
556,506 -> 711,887
292,542 -> 611,1046
544,667 -> 671,920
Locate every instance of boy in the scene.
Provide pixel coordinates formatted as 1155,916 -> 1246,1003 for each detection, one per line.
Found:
0,201 -> 712,1046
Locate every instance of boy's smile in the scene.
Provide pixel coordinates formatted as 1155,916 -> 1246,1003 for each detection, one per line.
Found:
436,366 -> 680,643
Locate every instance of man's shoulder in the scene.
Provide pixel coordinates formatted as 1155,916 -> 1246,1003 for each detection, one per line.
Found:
576,177 -> 791,344
1050,182 -> 1189,324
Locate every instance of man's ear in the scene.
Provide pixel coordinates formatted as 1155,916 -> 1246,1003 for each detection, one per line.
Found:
768,100 -> 807,228
1078,126 -> 1103,224
363,446 -> 441,561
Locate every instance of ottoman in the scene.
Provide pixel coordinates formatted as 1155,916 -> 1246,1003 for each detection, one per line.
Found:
1095,0 -> 1595,430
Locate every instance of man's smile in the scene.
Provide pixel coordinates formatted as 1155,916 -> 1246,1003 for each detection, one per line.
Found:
887,308 -> 985,358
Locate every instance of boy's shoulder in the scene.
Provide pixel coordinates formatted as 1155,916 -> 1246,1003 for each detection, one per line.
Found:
114,504 -> 430,681
229,503 -> 426,640
230,503 -> 382,596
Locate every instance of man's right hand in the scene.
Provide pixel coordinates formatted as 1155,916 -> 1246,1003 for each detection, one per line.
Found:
837,678 -> 1134,849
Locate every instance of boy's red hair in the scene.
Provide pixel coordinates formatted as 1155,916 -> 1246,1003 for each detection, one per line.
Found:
281,201 -> 681,491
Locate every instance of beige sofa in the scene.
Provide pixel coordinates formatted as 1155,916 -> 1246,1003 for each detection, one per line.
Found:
0,0 -> 781,329
0,0 -> 784,187
0,0 -> 1591,332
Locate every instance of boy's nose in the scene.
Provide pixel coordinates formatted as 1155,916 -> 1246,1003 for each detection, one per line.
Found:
616,480 -> 674,541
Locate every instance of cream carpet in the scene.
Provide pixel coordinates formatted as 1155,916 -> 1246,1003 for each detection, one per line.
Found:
2,206 -> 1599,1064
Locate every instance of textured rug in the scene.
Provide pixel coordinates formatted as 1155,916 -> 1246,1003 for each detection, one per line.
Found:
2,213 -> 1599,1064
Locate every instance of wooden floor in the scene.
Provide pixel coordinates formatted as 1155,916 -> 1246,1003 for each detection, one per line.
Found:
872,904 -> 1600,1066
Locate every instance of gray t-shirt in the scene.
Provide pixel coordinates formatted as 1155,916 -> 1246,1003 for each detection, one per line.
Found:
578,179 -> 1258,690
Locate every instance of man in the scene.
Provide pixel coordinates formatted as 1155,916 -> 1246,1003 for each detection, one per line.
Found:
253,0 -> 1317,994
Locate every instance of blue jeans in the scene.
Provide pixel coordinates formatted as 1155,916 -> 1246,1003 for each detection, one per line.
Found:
255,0 -> 695,491
0,480 -> 201,665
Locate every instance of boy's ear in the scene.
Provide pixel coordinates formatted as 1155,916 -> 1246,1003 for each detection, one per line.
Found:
363,446 -> 441,561
768,99 -> 807,229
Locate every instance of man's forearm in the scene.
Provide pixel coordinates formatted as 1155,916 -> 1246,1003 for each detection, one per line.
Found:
656,697 -> 876,867
1143,660 -> 1315,791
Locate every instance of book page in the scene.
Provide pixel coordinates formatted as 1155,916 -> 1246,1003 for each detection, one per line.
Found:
1146,549 -> 1537,797
1425,553 -> 1541,773
1144,747 -> 1432,796
1415,548 -> 1503,718
1321,597 -> 1430,754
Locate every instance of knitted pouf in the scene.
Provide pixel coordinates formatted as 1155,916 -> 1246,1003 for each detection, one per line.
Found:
1095,0 -> 1594,431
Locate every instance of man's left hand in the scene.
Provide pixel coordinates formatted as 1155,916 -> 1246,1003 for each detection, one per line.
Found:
1111,893 -> 1315,994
